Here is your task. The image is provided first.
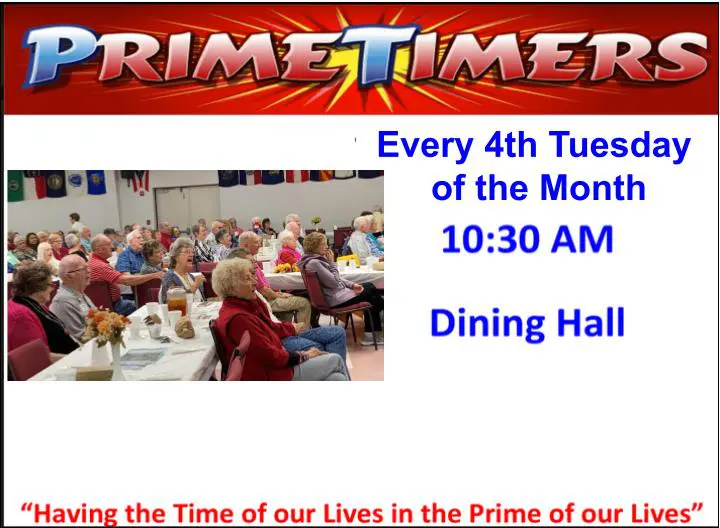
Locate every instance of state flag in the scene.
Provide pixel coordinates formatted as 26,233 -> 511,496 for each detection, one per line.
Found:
261,170 -> 285,185
24,170 -> 47,200
66,171 -> 87,197
238,170 -> 261,185
309,170 -> 334,182
8,170 -> 24,202
357,170 -> 384,179
218,170 -> 239,187
87,170 -> 108,195
44,170 -> 67,198
284,170 -> 309,183
334,170 -> 356,179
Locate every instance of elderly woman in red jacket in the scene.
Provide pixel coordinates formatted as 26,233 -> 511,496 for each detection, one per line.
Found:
213,258 -> 349,381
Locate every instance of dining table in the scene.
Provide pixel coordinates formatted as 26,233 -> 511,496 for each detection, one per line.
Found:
263,264 -> 384,291
29,300 -> 222,381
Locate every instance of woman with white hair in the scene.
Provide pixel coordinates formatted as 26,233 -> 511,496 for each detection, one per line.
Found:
65,233 -> 88,261
36,242 -> 60,276
348,216 -> 383,264
275,230 -> 301,266
12,235 -> 36,262
213,258 -> 349,381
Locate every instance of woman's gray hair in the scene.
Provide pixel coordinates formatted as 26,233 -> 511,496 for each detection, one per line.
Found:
212,257 -> 253,299
278,230 -> 295,246
13,234 -> 24,245
353,216 -> 370,230
168,237 -> 195,268
285,213 -> 300,225
64,233 -> 79,247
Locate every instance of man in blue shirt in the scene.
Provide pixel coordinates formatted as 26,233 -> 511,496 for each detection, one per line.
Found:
116,230 -> 145,274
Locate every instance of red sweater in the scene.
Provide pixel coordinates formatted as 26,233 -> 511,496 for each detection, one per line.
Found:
215,296 -> 298,381
53,247 -> 69,261
160,232 -> 173,251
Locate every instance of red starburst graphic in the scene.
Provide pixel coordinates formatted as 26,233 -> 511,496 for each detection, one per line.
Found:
4,3 -> 718,114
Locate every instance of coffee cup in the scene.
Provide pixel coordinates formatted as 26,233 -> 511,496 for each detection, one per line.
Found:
129,316 -> 142,339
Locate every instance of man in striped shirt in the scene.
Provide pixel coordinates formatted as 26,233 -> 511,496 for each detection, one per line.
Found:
88,235 -> 164,315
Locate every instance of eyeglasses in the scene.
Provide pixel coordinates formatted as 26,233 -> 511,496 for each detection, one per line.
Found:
66,267 -> 88,274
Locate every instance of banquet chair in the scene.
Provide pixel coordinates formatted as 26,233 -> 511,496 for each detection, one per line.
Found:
85,280 -> 114,310
198,262 -> 217,273
148,287 -> 161,304
8,339 -> 52,381
333,227 -> 353,249
48,282 -> 59,306
300,269 -> 377,349
209,319 -> 249,381
134,279 -> 162,308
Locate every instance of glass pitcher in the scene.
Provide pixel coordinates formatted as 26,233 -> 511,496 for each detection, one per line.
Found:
166,286 -> 188,317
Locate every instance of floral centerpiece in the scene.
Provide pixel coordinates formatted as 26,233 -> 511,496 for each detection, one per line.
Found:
311,216 -> 321,228
274,263 -> 300,273
85,309 -> 130,347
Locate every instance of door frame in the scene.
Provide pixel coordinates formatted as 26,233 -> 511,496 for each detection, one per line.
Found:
153,184 -> 220,230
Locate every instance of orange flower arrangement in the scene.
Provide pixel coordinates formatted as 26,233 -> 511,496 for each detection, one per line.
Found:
85,309 -> 130,347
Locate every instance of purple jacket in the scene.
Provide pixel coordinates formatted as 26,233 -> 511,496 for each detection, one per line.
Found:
298,253 -> 356,307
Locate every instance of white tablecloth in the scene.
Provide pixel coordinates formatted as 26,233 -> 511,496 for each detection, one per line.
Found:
30,301 -> 221,381
265,266 -> 384,291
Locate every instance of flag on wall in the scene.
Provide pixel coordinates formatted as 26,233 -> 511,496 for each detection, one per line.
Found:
357,170 -> 384,179
65,171 -> 87,197
334,170 -> 356,179
129,170 -> 148,194
284,170 -> 309,183
43,170 -> 67,198
24,170 -> 46,199
218,170 -> 239,187
309,170 -> 334,182
239,170 -> 261,185
261,170 -> 285,185
8,170 -> 24,202
87,170 -> 107,195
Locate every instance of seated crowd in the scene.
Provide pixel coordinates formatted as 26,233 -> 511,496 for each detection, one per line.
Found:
8,209 -> 384,380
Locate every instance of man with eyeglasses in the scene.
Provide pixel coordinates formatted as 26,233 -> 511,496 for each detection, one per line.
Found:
50,254 -> 96,341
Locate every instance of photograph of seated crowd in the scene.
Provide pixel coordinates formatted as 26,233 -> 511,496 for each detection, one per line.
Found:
7,170 -> 384,382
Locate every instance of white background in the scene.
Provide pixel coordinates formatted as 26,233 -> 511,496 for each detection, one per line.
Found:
4,115 -> 718,526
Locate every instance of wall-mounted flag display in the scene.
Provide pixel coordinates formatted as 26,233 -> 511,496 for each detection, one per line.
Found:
309,170 -> 334,182
44,170 -> 67,198
24,170 -> 46,200
284,170 -> 309,183
66,171 -> 87,197
8,170 -> 24,202
218,170 -> 239,187
87,170 -> 107,195
261,170 -> 285,185
357,170 -> 384,179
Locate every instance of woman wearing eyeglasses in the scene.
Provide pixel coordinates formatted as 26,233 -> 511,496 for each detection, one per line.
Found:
9,261 -> 80,359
